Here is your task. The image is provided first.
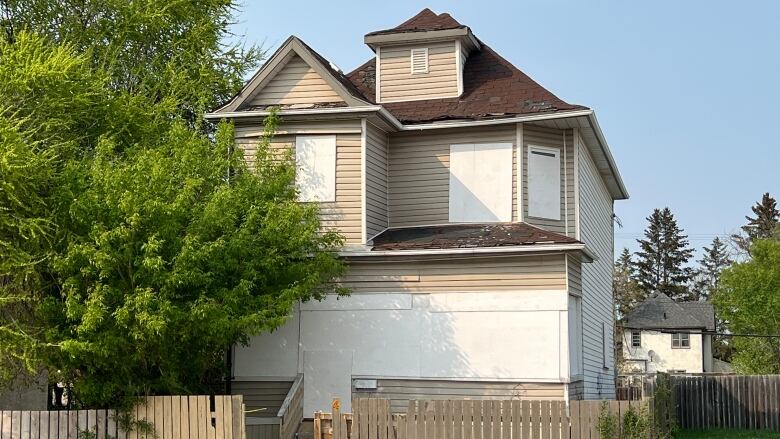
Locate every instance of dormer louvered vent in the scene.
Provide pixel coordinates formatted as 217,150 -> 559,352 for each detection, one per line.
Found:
410,48 -> 429,74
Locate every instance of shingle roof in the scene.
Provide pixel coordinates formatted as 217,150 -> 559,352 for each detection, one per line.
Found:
622,292 -> 716,331
346,43 -> 585,124
370,223 -> 580,251
365,8 -> 465,36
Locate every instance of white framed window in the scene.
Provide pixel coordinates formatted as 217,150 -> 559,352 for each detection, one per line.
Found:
672,333 -> 690,349
448,143 -> 513,223
527,145 -> 561,220
295,135 -> 336,202
631,330 -> 641,347
410,48 -> 429,74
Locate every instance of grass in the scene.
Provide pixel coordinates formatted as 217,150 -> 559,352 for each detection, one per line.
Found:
677,429 -> 780,438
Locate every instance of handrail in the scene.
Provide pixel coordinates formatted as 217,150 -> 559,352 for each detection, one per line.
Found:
277,373 -> 303,418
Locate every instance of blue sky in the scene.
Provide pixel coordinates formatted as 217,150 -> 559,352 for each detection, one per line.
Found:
231,1 -> 779,259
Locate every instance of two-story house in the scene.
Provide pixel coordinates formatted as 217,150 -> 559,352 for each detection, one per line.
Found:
621,292 -> 716,374
206,9 -> 628,418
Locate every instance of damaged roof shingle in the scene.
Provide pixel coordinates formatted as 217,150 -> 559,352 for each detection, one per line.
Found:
365,8 -> 465,36
370,223 -> 580,251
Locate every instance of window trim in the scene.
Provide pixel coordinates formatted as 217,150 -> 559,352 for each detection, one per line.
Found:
671,332 -> 691,349
631,330 -> 641,347
526,144 -> 562,221
410,47 -> 429,74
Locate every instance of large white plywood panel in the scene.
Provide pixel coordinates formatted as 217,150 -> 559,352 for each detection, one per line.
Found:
234,312 -> 300,378
449,143 -> 513,222
295,135 -> 336,202
300,307 -> 423,378
528,146 -> 561,220
428,291 -> 568,312
303,350 -> 353,414
420,311 -> 562,380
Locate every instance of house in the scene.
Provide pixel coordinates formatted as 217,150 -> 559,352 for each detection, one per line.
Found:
206,8 -> 628,418
620,292 -> 716,374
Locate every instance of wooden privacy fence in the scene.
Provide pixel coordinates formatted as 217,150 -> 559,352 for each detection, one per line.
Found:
315,398 -> 674,439
0,395 -> 245,439
672,374 -> 780,431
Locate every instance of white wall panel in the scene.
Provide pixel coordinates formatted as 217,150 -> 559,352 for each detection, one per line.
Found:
528,146 -> 561,220
295,135 -> 336,202
449,143 -> 513,222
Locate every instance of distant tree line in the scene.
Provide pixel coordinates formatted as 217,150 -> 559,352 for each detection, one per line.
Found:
614,193 -> 780,372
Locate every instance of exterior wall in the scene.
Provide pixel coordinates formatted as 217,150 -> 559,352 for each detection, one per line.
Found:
234,253 -> 573,415
521,125 -> 576,237
250,54 -> 344,106
577,132 -> 616,399
378,41 -> 458,103
365,122 -> 389,238
231,380 -> 293,418
354,379 -> 565,413
0,371 -> 47,410
621,330 -> 705,373
387,125 -> 517,227
235,122 -> 363,245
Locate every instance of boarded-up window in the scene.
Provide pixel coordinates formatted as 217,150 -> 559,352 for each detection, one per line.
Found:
410,48 -> 429,74
449,143 -> 513,222
528,146 -> 561,220
295,135 -> 336,202
569,295 -> 583,376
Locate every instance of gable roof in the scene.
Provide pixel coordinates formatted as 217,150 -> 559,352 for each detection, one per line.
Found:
215,36 -> 369,113
622,292 -> 716,331
347,43 -> 585,124
366,8 -> 465,36
370,222 -> 579,251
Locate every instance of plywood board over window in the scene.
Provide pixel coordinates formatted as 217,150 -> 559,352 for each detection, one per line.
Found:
295,135 -> 336,202
448,143 -> 513,222
528,145 -> 562,220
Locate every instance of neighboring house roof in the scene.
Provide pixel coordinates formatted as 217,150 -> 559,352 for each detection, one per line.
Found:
622,292 -> 716,331
347,44 -> 585,123
370,222 -> 579,251
365,8 -> 465,36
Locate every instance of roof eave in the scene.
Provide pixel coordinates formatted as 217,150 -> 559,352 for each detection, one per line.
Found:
586,111 -> 630,200
364,27 -> 479,51
340,242 -> 595,261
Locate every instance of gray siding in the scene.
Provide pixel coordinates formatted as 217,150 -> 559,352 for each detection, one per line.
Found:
567,254 -> 582,297
521,125 -> 576,238
577,134 -> 616,399
388,125 -> 516,227
365,122 -> 389,238
353,379 -> 565,413
232,380 -> 293,418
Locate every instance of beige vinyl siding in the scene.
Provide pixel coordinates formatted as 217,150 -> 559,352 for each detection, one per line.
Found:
234,119 -> 361,138
353,379 -> 565,413
567,254 -> 582,297
387,125 -> 516,227
521,125 -> 576,237
365,122 -> 389,239
578,134 -> 616,399
379,42 -> 458,102
232,380 -> 293,418
234,123 -> 362,245
340,254 -> 566,293
250,55 -> 344,106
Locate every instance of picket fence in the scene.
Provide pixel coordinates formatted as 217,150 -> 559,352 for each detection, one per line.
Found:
0,395 -> 245,439
314,398 -> 673,439
672,374 -> 780,431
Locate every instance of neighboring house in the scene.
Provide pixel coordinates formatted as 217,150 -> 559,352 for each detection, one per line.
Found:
620,292 -> 716,374
206,9 -> 628,417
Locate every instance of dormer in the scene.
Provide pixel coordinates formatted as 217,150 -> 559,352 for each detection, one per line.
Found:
364,9 -> 480,103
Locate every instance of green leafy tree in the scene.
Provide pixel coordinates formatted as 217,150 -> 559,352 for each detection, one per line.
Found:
732,193 -> 780,254
632,208 -> 694,301
0,0 -> 262,123
713,239 -> 780,373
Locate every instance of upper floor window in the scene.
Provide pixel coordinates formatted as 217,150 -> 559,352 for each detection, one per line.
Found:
631,330 -> 641,347
410,48 -> 429,74
448,143 -> 512,222
527,145 -> 561,220
295,135 -> 336,202
672,332 -> 690,349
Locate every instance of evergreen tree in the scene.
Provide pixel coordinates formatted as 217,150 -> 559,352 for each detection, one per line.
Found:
732,193 -> 780,254
691,237 -> 732,301
632,208 -> 694,301
614,248 -> 643,319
